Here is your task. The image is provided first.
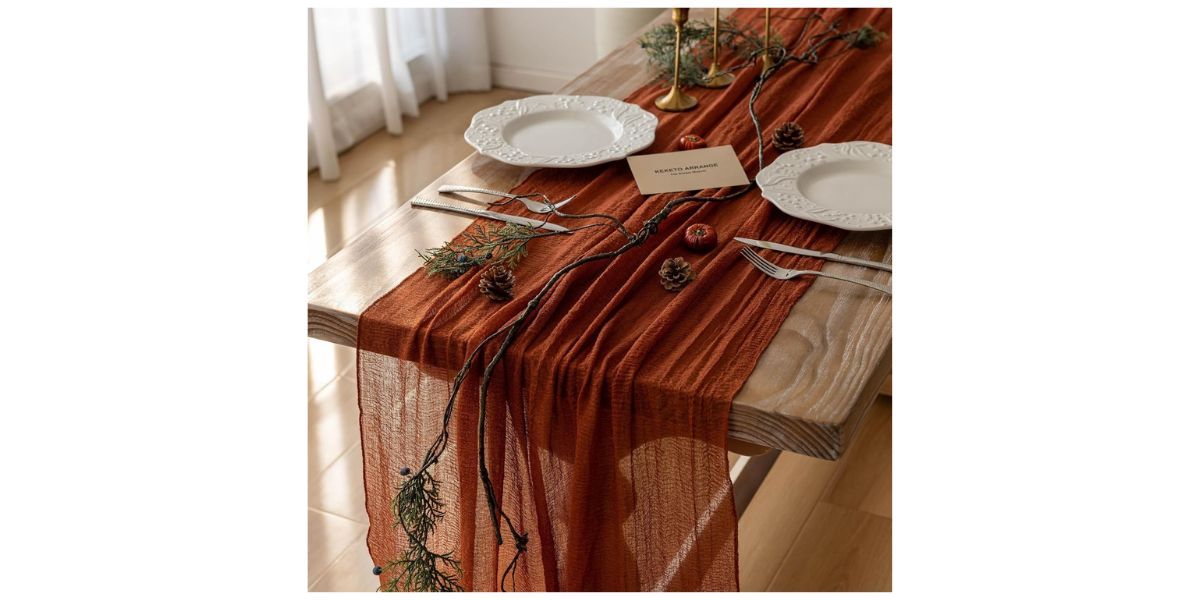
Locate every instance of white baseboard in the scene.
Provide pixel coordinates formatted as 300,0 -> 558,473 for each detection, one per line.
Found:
490,65 -> 575,93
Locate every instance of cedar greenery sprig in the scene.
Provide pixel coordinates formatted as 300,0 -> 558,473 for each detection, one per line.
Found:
637,15 -> 788,88
417,222 -> 538,278
379,470 -> 465,592
765,14 -> 887,67
638,18 -> 738,88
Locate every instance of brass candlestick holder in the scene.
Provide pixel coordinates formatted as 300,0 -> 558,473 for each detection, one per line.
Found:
654,8 -> 698,112
761,8 -> 774,75
699,8 -> 735,88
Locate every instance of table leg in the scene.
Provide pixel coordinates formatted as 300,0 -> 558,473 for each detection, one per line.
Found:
731,450 -> 782,518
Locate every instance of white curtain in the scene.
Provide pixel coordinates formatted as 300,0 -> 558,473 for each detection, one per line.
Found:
308,8 -> 492,180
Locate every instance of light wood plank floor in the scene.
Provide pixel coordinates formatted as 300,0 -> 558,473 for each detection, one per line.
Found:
307,90 -> 892,592
308,88 -> 529,269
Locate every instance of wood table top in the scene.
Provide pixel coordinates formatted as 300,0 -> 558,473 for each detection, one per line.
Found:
307,9 -> 892,460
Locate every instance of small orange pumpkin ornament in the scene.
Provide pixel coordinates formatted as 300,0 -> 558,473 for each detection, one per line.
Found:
683,223 -> 717,252
679,134 -> 707,150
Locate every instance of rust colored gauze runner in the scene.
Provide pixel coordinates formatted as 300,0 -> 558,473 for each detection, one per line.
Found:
357,7 -> 891,591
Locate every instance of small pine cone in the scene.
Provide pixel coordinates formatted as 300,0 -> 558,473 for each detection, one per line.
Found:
478,265 -> 515,302
659,257 -> 696,292
772,122 -> 805,152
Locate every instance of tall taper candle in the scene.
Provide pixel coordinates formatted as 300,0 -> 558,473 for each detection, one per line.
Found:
699,8 -> 735,88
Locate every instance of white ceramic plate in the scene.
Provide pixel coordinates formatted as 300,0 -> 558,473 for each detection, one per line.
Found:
463,95 -> 658,168
756,141 -> 892,231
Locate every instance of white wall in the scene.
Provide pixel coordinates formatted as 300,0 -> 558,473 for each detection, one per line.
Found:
485,8 -> 597,92
594,8 -> 664,58
485,8 -> 662,93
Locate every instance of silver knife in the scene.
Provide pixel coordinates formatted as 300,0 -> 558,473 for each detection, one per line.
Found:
411,197 -> 569,233
734,237 -> 892,272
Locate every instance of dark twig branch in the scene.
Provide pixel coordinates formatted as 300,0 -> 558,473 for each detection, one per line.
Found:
381,10 -> 886,591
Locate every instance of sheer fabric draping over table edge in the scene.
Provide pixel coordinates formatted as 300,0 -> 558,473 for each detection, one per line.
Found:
357,7 -> 891,591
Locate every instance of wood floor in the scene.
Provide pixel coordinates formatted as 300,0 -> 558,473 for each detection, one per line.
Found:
308,88 -> 529,269
307,89 -> 892,592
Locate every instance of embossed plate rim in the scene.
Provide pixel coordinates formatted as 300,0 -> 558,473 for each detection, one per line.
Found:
755,141 -> 893,231
463,94 -> 659,169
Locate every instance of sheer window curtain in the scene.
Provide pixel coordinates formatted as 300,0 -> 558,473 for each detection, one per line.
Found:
308,8 -> 491,181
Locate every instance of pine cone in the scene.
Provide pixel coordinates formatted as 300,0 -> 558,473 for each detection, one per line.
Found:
478,265 -> 515,302
772,122 -> 805,152
659,257 -> 696,292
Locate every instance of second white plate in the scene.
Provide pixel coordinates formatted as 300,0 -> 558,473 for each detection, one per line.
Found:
756,141 -> 892,231
464,95 -> 658,168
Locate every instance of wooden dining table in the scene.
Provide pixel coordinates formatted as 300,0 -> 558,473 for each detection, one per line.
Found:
307,8 -> 892,463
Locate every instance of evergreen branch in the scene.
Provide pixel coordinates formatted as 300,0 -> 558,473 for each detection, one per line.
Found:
417,222 -> 538,278
638,19 -> 720,88
379,470 -> 465,592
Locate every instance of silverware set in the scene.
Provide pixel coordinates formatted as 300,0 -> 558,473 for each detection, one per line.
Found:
410,184 -> 576,232
734,237 -> 891,272
735,237 -> 891,295
410,196 -> 569,232
437,184 -> 575,214
739,247 -> 891,295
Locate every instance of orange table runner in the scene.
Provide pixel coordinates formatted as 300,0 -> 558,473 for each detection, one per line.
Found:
358,7 -> 891,591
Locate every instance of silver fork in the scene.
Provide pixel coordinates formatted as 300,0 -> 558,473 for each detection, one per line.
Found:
437,184 -> 576,214
740,248 -> 892,295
